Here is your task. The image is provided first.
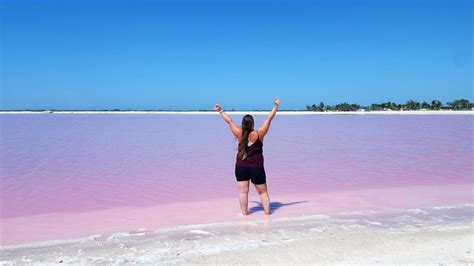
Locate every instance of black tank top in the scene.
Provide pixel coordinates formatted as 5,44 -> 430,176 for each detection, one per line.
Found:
236,131 -> 264,167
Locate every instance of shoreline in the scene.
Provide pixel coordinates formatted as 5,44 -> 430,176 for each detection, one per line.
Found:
2,202 -> 472,250
2,183 -> 471,247
1,203 -> 472,264
0,110 -> 473,115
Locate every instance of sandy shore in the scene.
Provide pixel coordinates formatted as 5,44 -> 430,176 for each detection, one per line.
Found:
190,222 -> 473,265
0,110 -> 473,115
1,222 -> 472,265
1,206 -> 473,265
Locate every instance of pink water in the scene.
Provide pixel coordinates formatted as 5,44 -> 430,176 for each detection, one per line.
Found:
1,114 -> 472,245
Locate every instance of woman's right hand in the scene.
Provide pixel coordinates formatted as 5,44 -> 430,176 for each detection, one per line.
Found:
274,97 -> 280,107
214,104 -> 223,112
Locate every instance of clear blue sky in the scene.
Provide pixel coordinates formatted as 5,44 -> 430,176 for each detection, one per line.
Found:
1,0 -> 472,110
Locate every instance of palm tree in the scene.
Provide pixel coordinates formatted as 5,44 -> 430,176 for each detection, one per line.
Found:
431,100 -> 442,110
405,100 -> 420,110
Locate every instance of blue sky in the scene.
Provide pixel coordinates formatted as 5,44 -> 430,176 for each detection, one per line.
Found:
1,0 -> 472,110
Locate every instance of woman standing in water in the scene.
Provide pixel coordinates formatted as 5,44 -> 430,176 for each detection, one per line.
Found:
214,97 -> 280,216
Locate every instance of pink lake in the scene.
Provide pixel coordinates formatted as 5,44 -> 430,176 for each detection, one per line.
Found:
0,113 -> 472,245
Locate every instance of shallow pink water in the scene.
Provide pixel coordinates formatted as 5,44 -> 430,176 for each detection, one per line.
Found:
1,114 -> 472,245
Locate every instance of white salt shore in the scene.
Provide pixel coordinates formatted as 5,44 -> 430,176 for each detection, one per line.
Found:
0,110 -> 473,115
1,222 -> 471,265
187,223 -> 473,265
1,205 -> 473,265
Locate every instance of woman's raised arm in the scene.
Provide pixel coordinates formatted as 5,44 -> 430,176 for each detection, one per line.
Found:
258,97 -> 280,141
214,104 -> 241,139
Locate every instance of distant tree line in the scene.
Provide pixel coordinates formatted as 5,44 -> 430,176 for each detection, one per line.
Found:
306,99 -> 473,111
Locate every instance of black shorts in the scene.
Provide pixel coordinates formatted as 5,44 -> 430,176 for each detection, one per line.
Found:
235,165 -> 266,185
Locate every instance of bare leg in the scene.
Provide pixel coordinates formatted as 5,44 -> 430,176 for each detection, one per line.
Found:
237,181 -> 250,215
255,183 -> 271,215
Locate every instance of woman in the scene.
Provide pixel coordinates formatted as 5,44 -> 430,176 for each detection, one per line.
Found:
214,97 -> 280,216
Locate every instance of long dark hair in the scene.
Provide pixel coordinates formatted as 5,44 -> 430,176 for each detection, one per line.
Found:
238,114 -> 254,160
